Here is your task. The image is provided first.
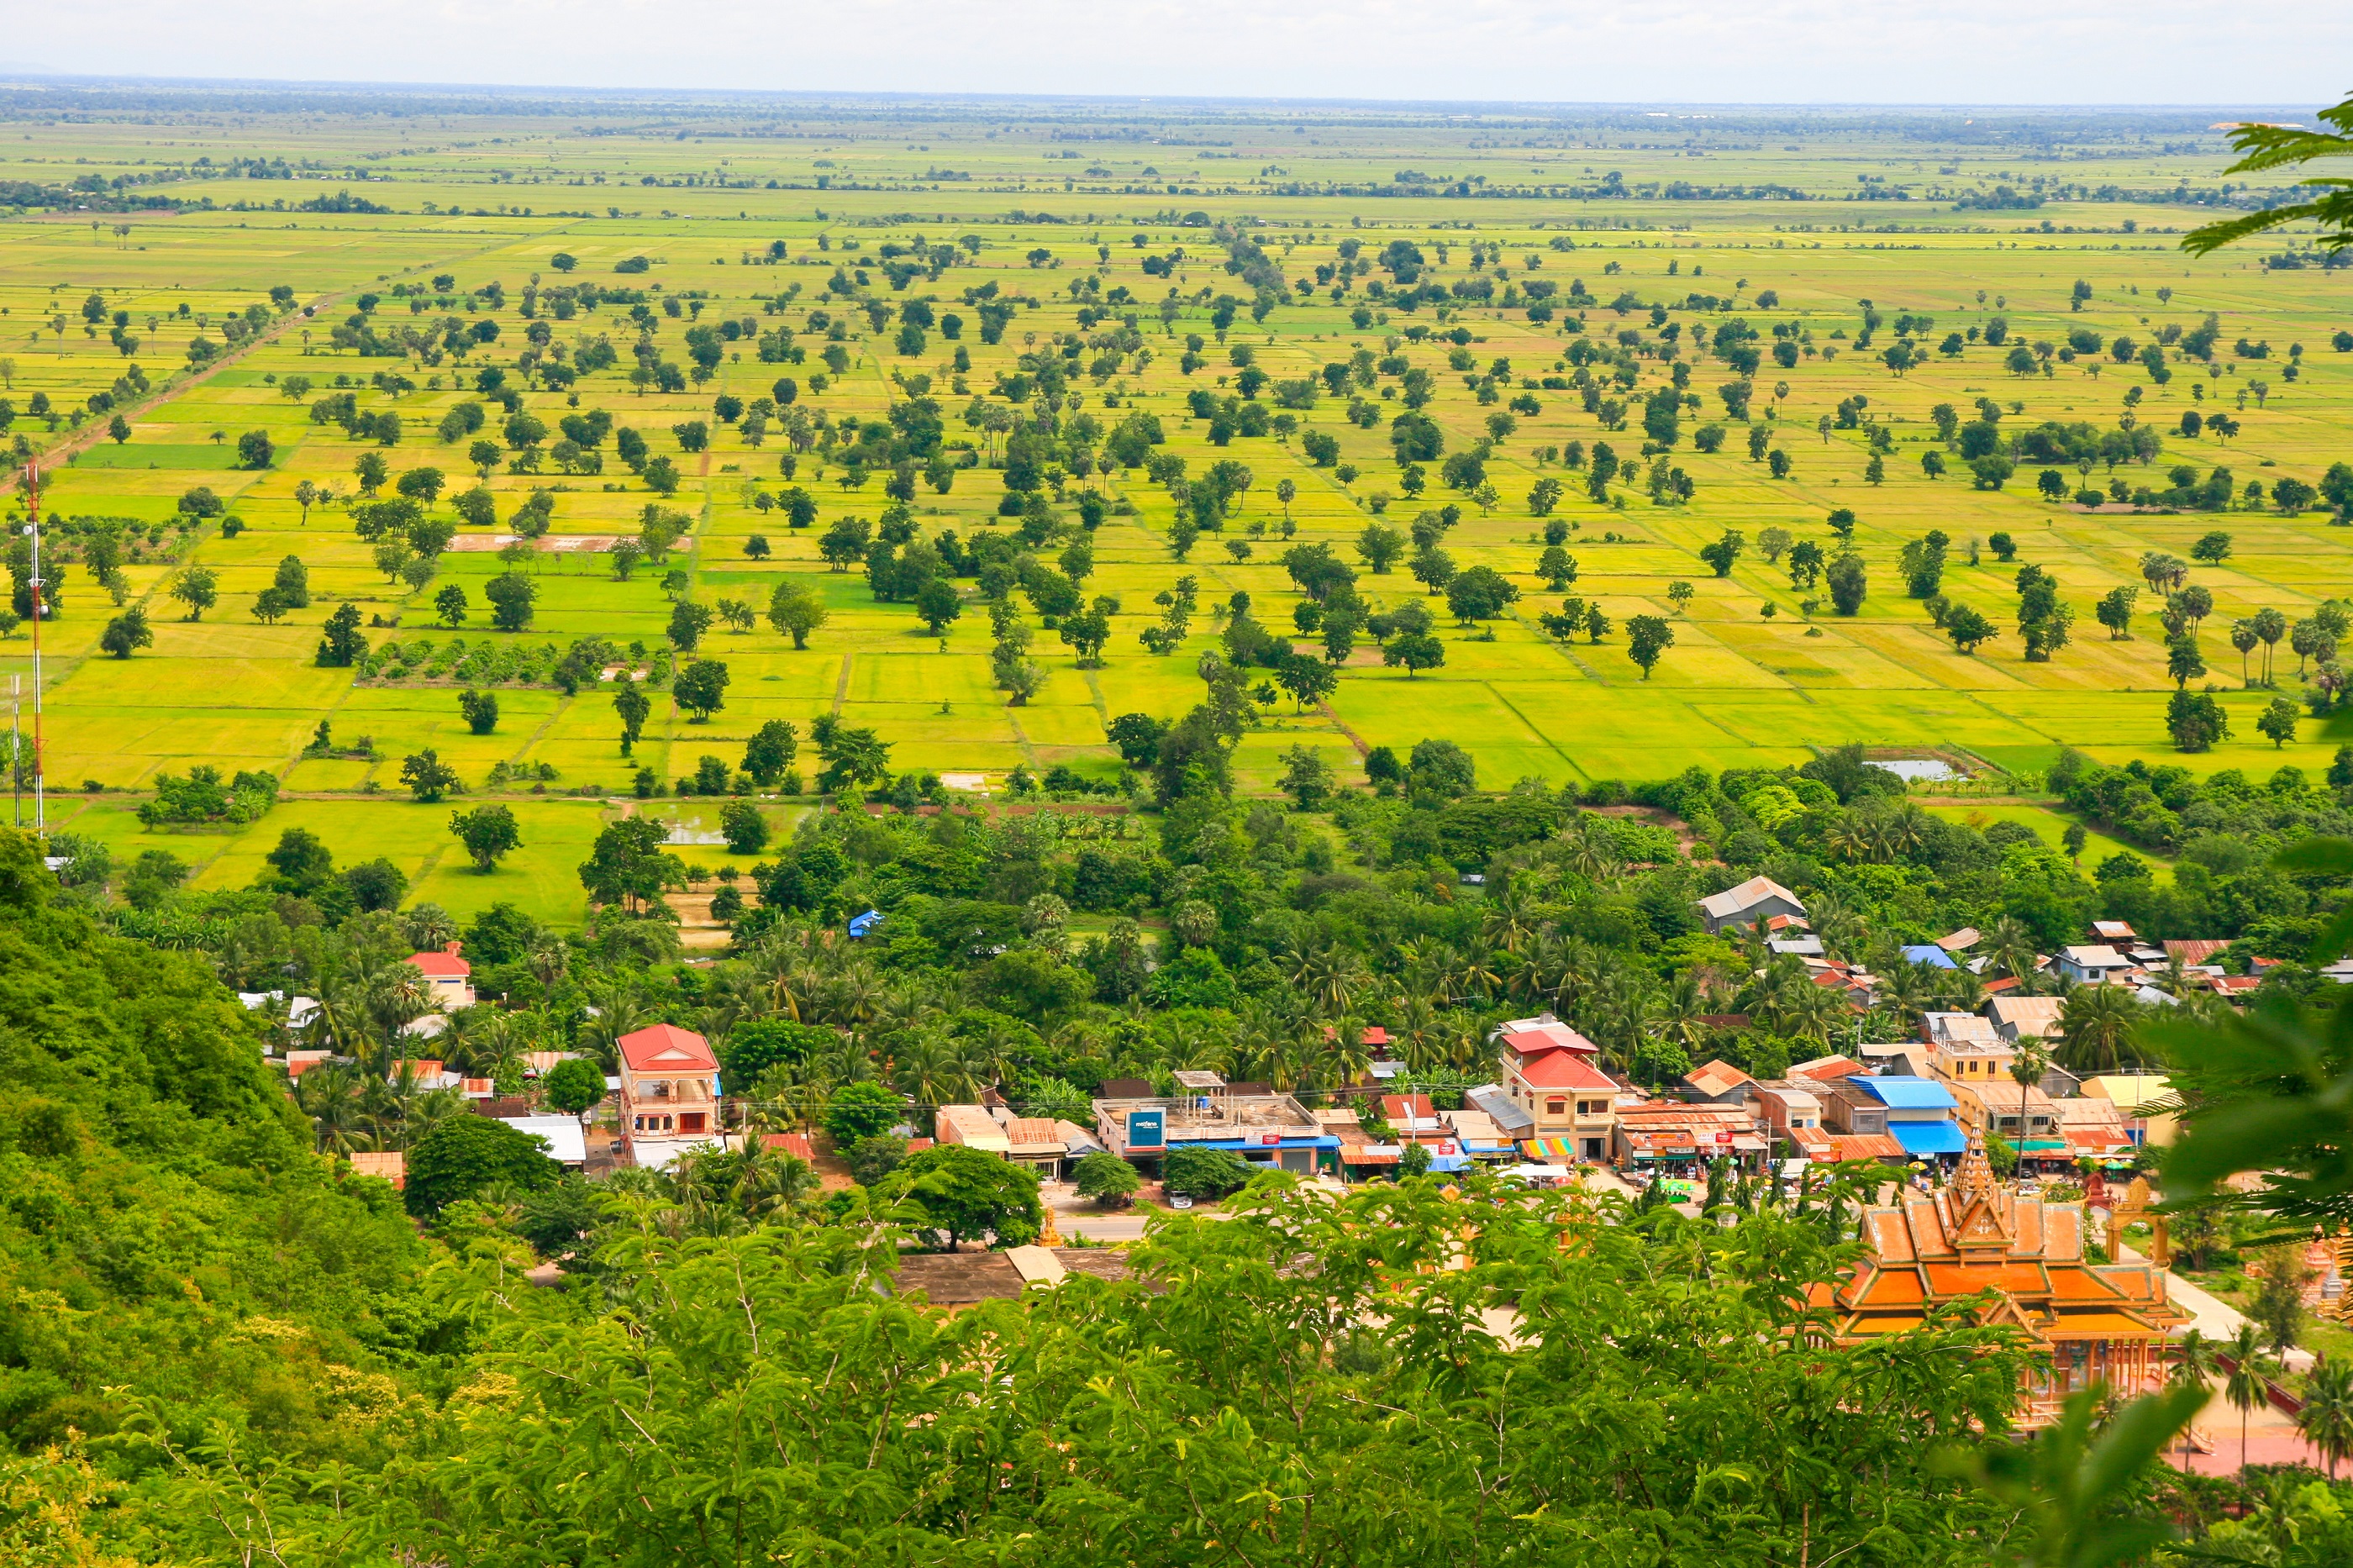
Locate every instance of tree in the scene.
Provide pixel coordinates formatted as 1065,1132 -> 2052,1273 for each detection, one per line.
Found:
1355,524 -> 1406,573
397,466 -> 445,506
401,749 -> 461,803
1162,1144 -> 1254,1200
887,1144 -> 1042,1249
720,799 -> 769,856
824,1079 -> 906,1146
767,580 -> 829,648
2299,1358 -> 2353,1480
1827,553 -> 1867,615
614,682 -> 651,755
743,720 -> 799,787
2258,696 -> 2300,748
1072,1150 -> 1140,1208
2056,983 -> 2143,1073
1626,614 -> 1674,679
673,659 -> 730,721
2166,690 -> 2230,752
435,583 -> 469,628
404,1113 -> 559,1218
106,413 -> 130,444
643,455 -> 681,495
1666,580 -> 1694,615
2095,587 -> 2139,640
2223,1323 -> 2276,1475
170,566 -> 218,621
355,450 -> 389,495
1445,565 -> 1518,623
1382,632 -> 1445,678
1944,604 -> 1998,655
578,816 -> 676,913
667,598 -> 715,652
2165,633 -> 2206,689
1536,545 -> 1577,591
2191,530 -> 2234,564
484,572 -> 536,632
450,803 -> 521,872
915,577 -> 963,635
458,687 -> 499,735
1698,530 -> 1744,578
543,1056 -> 607,1117
317,602 -> 367,666
100,608 -> 152,659
1278,745 -> 1334,810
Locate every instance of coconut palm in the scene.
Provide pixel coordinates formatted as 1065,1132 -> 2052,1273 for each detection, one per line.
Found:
296,1065 -> 368,1155
1557,813 -> 1619,882
2225,1323 -> 2277,1475
1980,916 -> 2042,993
2168,1328 -> 2221,1472
2299,1359 -> 2353,1479
1480,884 -> 1540,955
2056,984 -> 2145,1074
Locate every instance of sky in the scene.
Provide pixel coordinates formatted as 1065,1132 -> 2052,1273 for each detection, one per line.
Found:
3,0 -> 2350,108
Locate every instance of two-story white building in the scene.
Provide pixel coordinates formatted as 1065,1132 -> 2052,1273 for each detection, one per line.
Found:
619,1023 -> 723,1169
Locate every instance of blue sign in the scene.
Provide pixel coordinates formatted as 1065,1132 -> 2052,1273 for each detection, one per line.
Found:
1127,1108 -> 1166,1149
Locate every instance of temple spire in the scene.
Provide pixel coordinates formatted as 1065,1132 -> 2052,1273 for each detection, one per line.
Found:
1945,1127 -> 2014,1250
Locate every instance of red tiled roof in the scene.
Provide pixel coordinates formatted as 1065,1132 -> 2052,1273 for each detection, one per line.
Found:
407,944 -> 471,979
1516,1051 -> 1617,1091
761,1133 -> 819,1162
1499,1022 -> 1598,1057
619,1023 -> 719,1073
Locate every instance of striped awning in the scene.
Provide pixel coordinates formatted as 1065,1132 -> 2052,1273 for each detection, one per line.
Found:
1520,1137 -> 1582,1160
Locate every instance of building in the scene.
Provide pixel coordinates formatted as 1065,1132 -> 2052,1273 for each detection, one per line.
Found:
1817,1081 -> 1892,1138
2082,1074 -> 2179,1146
1950,1077 -> 2061,1150
1751,1083 -> 1824,1139
1379,1092 -> 1450,1145
347,1150 -> 405,1187
495,1114 -> 588,1167
405,942 -> 476,1010
1092,1072 -> 1335,1176
1924,1013 -> 2022,1091
1696,875 -> 1807,934
1985,995 -> 2065,1044
1502,1045 -> 1619,1163
1613,1102 -> 1766,1168
2056,944 -> 2131,986
1851,1076 -> 1966,1162
1491,1013 -> 1599,1060
1788,1055 -> 1870,1086
2055,1097 -> 2136,1164
618,1023 -> 723,1168
1899,944 -> 1960,971
1814,1134 -> 2191,1421
1682,1059 -> 1756,1105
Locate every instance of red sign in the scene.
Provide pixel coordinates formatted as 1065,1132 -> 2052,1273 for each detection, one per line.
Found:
1714,1131 -> 1732,1144
1259,1133 -> 1280,1146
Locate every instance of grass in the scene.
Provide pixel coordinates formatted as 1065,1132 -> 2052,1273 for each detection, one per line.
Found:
6,101 -> 2353,918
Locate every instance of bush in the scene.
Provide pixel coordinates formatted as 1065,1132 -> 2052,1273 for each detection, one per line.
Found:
1161,1144 -> 1255,1201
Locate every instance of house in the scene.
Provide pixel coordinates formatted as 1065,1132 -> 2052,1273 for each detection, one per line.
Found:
1613,1102 -> 1766,1167
1985,995 -> 2065,1044
1768,934 -> 1826,957
2091,920 -> 2138,945
2164,939 -> 2229,968
1950,1078 -> 2061,1148
618,1023 -> 724,1167
1857,1040 -> 1935,1079
1814,1134 -> 2190,1419
1851,1076 -> 1966,1161
1751,1083 -> 1824,1139
1696,875 -> 1807,935
1380,1093 -> 1450,1145
2055,1097 -> 2136,1163
1091,1072 -> 1335,1176
1788,1055 -> 1869,1085
1937,927 -> 1982,954
1681,1059 -> 1756,1105
346,1150 -> 405,1187
405,943 -> 475,1011
1924,1013 -> 2020,1091
1817,1082 -> 1891,1138
2056,944 -> 2130,986
496,1114 -> 587,1167
1440,1107 -> 1514,1159
761,1131 -> 819,1163
1899,944 -> 1959,971
1491,1013 -> 1599,1061
1502,1044 -> 1620,1163
2082,1074 -> 2179,1146
937,1103 -> 1014,1155
1464,1082 -> 1534,1141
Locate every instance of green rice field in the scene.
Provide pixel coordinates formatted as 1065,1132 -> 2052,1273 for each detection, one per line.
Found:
4,96 -> 2350,920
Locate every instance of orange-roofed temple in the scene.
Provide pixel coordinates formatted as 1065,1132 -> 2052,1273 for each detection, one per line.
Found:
1816,1133 -> 2189,1423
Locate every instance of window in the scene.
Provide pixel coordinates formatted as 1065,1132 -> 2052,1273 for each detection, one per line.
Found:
1545,1097 -> 1566,1116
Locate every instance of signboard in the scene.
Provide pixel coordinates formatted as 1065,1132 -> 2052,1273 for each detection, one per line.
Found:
1714,1131 -> 1732,1145
1126,1109 -> 1165,1150
1259,1132 -> 1280,1146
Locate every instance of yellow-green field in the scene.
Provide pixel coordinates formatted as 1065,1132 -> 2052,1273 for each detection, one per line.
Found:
5,98 -> 2352,921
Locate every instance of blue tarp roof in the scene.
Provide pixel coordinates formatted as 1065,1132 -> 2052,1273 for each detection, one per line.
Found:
1857,1076 -> 1959,1111
1891,1120 -> 1969,1157
1899,944 -> 1959,970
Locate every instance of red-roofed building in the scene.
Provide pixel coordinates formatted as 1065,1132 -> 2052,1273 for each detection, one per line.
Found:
618,1023 -> 723,1165
1491,1013 -> 1599,1066
761,1132 -> 819,1163
405,942 -> 475,1010
1503,1045 -> 1618,1162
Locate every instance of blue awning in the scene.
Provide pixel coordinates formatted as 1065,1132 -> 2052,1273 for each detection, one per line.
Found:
1891,1120 -> 1968,1156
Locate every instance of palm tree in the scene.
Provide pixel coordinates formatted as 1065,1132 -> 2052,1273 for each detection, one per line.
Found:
2225,1323 -> 2276,1475
1980,916 -> 2041,993
2298,1359 -> 2353,1479
2056,984 -> 2144,1074
2168,1329 -> 2221,1472
2006,1041 -> 2050,1154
